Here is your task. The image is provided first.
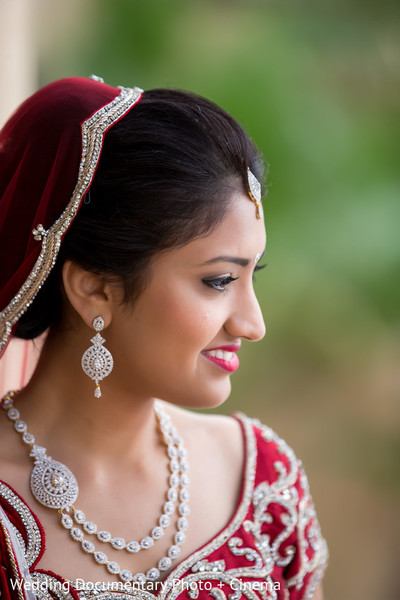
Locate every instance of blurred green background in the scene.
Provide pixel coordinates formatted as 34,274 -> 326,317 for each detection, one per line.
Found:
25,0 -> 400,597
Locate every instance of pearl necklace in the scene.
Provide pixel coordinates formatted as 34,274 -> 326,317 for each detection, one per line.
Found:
1,391 -> 190,584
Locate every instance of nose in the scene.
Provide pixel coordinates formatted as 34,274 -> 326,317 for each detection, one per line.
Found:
224,287 -> 266,342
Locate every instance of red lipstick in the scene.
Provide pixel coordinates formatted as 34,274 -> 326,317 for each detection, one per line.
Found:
201,344 -> 241,373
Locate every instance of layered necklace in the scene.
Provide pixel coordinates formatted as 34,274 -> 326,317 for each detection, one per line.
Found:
1,391 -> 190,584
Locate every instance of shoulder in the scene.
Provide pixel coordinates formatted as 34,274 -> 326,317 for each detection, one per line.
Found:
163,404 -> 299,482
239,415 -> 329,598
163,403 -> 244,468
173,409 -> 329,597
238,414 -> 321,535
239,414 -> 300,487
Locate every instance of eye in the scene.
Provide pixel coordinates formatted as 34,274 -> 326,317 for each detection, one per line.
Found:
253,263 -> 266,282
202,275 -> 238,292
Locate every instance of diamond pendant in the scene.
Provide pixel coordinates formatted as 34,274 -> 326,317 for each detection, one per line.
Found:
30,445 -> 79,509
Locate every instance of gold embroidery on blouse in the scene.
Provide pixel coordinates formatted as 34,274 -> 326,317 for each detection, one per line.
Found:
0,415 -> 327,600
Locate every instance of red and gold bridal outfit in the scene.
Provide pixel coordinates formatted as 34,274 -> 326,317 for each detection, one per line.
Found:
0,415 -> 327,600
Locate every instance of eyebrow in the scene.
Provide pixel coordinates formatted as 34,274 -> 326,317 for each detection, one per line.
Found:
199,250 -> 265,268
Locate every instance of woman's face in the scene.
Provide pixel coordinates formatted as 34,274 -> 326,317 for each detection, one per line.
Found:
109,191 -> 266,409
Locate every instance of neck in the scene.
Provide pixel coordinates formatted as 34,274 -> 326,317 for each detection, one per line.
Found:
13,329 -> 161,477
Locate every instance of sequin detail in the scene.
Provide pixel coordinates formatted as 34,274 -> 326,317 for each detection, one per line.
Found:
0,482 -> 42,568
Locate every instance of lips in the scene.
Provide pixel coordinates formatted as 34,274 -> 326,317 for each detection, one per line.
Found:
201,344 -> 240,373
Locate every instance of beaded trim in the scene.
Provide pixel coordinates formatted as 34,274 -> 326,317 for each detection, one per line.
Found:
0,515 -> 25,600
0,85 -> 142,355
0,481 -> 43,568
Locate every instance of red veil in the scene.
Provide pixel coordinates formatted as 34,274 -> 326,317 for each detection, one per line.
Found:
0,77 -> 142,360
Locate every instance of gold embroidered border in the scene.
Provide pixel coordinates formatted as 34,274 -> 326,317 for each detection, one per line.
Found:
0,481 -> 42,567
0,513 -> 26,600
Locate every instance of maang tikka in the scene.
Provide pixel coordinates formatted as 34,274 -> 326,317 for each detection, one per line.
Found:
81,316 -> 114,398
246,167 -> 263,220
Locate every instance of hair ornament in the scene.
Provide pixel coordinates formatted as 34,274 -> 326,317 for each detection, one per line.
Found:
246,167 -> 263,220
89,74 -> 105,83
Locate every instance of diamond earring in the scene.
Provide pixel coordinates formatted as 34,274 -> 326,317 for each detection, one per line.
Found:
81,316 -> 114,398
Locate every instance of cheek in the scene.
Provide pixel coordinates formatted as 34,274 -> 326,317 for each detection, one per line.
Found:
150,288 -> 218,356
163,303 -> 213,351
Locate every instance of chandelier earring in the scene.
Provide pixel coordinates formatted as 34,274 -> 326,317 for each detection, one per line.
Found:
81,316 -> 114,398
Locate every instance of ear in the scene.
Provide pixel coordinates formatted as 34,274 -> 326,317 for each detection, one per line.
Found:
61,261 -> 114,328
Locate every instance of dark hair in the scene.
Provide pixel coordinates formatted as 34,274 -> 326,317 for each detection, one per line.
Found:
15,89 -> 264,339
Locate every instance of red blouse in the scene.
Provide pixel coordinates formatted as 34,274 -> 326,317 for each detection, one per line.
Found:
0,415 -> 327,600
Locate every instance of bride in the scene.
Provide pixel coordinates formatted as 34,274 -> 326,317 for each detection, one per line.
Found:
0,76 -> 327,599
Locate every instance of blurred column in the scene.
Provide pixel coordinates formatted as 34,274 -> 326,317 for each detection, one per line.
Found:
0,0 -> 37,126
0,0 -> 39,394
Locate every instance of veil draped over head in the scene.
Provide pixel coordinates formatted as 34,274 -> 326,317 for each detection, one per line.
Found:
0,77 -> 143,368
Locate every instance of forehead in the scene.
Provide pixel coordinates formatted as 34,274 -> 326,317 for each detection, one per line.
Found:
155,191 -> 266,270
188,191 -> 266,258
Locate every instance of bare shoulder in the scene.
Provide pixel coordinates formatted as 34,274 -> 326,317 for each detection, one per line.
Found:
164,404 -> 244,467
163,405 -> 245,523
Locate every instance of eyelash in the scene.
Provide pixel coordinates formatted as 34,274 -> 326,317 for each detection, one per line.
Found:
202,264 -> 266,292
202,275 -> 238,292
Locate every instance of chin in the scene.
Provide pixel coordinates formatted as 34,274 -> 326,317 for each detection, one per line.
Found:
181,379 -> 232,410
